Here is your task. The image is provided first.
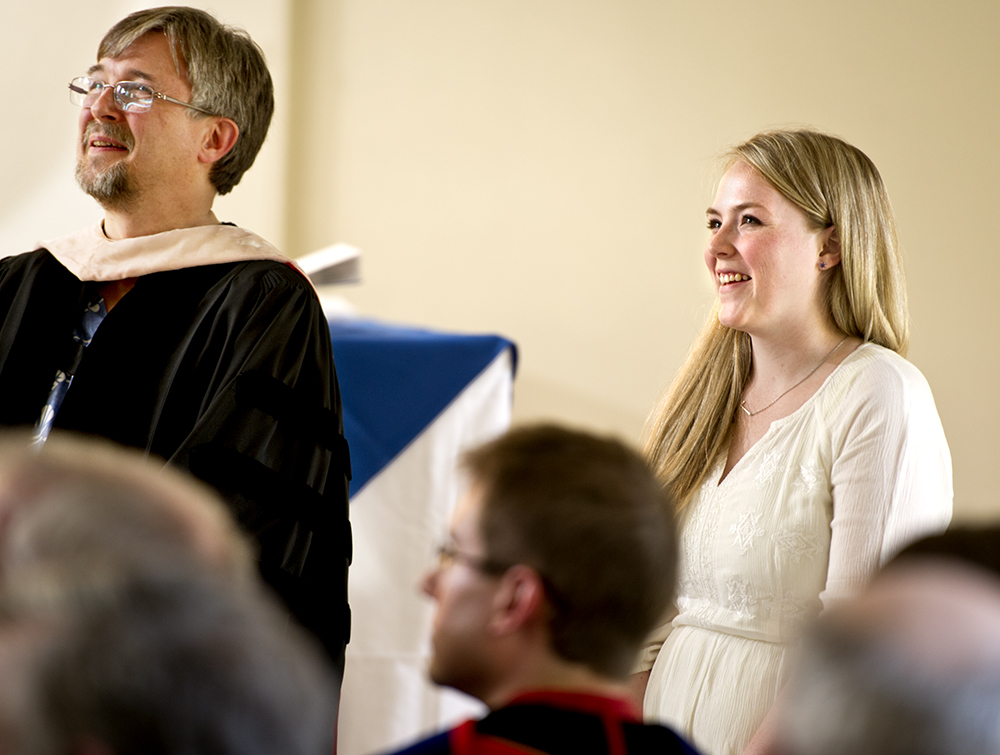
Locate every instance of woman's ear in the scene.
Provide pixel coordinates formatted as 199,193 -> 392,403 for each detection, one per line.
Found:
819,225 -> 842,270
198,117 -> 239,165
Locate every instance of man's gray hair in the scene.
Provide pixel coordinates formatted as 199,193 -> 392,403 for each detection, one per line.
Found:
0,571 -> 337,755
781,603 -> 1000,755
0,432 -> 336,755
0,433 -> 254,585
98,6 -> 274,195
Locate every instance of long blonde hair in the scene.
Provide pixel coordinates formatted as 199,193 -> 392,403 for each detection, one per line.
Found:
644,129 -> 909,509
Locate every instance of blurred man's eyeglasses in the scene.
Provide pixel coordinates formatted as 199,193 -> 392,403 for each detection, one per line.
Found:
435,542 -> 510,576
68,76 -> 215,116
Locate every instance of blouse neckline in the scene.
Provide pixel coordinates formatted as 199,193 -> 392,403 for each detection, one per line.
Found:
715,342 -> 878,486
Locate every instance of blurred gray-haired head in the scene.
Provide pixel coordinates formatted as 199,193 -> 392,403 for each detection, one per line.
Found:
0,432 -> 254,585
0,569 -> 337,755
0,432 -> 336,755
779,557 -> 1000,755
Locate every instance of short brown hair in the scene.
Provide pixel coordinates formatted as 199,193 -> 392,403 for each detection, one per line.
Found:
464,424 -> 677,678
98,6 -> 274,195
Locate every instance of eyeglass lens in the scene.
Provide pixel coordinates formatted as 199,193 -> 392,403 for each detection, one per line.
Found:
436,545 -> 456,568
69,78 -> 153,113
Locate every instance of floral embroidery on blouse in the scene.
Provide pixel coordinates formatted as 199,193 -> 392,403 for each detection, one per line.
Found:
773,528 -> 823,564
726,576 -> 763,621
731,511 -> 764,555
793,461 -> 824,496
755,450 -> 781,485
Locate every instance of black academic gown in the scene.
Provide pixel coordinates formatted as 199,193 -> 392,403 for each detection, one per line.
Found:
0,249 -> 351,676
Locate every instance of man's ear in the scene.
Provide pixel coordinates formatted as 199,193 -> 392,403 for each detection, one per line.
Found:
198,117 -> 239,165
488,565 -> 546,636
819,224 -> 842,270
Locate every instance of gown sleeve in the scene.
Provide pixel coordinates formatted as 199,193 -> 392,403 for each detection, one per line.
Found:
165,264 -> 352,670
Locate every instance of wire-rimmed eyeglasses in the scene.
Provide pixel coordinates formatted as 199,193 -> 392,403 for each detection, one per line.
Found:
68,76 -> 215,116
435,542 -> 510,576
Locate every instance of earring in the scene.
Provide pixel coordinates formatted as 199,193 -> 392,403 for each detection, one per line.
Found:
820,262 -> 826,270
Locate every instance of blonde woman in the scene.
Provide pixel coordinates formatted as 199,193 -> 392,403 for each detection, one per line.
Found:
635,130 -> 952,755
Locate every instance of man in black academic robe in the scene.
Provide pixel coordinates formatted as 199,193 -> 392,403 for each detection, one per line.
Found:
0,7 -> 350,685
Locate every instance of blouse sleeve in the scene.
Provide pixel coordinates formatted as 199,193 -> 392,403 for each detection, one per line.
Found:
820,350 -> 952,607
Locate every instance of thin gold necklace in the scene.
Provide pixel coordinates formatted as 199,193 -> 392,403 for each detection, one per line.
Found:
740,336 -> 848,417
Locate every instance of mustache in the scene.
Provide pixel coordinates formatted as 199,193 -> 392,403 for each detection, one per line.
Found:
83,121 -> 135,151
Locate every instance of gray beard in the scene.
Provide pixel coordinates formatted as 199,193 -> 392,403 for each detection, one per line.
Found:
75,154 -> 138,211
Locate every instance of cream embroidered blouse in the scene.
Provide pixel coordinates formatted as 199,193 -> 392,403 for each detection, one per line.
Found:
641,342 -> 952,755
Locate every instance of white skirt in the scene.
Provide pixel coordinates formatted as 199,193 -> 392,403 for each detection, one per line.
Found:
643,625 -> 790,755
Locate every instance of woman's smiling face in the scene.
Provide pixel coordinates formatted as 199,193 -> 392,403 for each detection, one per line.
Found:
704,161 -> 838,340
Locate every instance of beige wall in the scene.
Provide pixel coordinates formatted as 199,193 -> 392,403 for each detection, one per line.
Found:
5,1 -> 997,521
287,0 -> 999,521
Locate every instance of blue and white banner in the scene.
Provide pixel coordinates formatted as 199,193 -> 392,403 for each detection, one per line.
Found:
329,318 -> 516,755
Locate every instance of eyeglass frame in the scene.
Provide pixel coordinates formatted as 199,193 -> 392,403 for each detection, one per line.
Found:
434,541 -> 569,613
68,76 -> 216,117
435,542 -> 511,576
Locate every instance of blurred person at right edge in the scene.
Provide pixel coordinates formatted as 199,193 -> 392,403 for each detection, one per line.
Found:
633,129 -> 952,755
776,527 -> 1000,755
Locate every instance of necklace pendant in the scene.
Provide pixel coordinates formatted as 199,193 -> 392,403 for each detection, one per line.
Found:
739,335 -> 848,420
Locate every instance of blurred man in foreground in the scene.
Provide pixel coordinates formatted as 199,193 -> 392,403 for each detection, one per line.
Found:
0,433 -> 337,755
386,424 -> 698,755
778,540 -> 1000,755
0,433 -> 252,583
